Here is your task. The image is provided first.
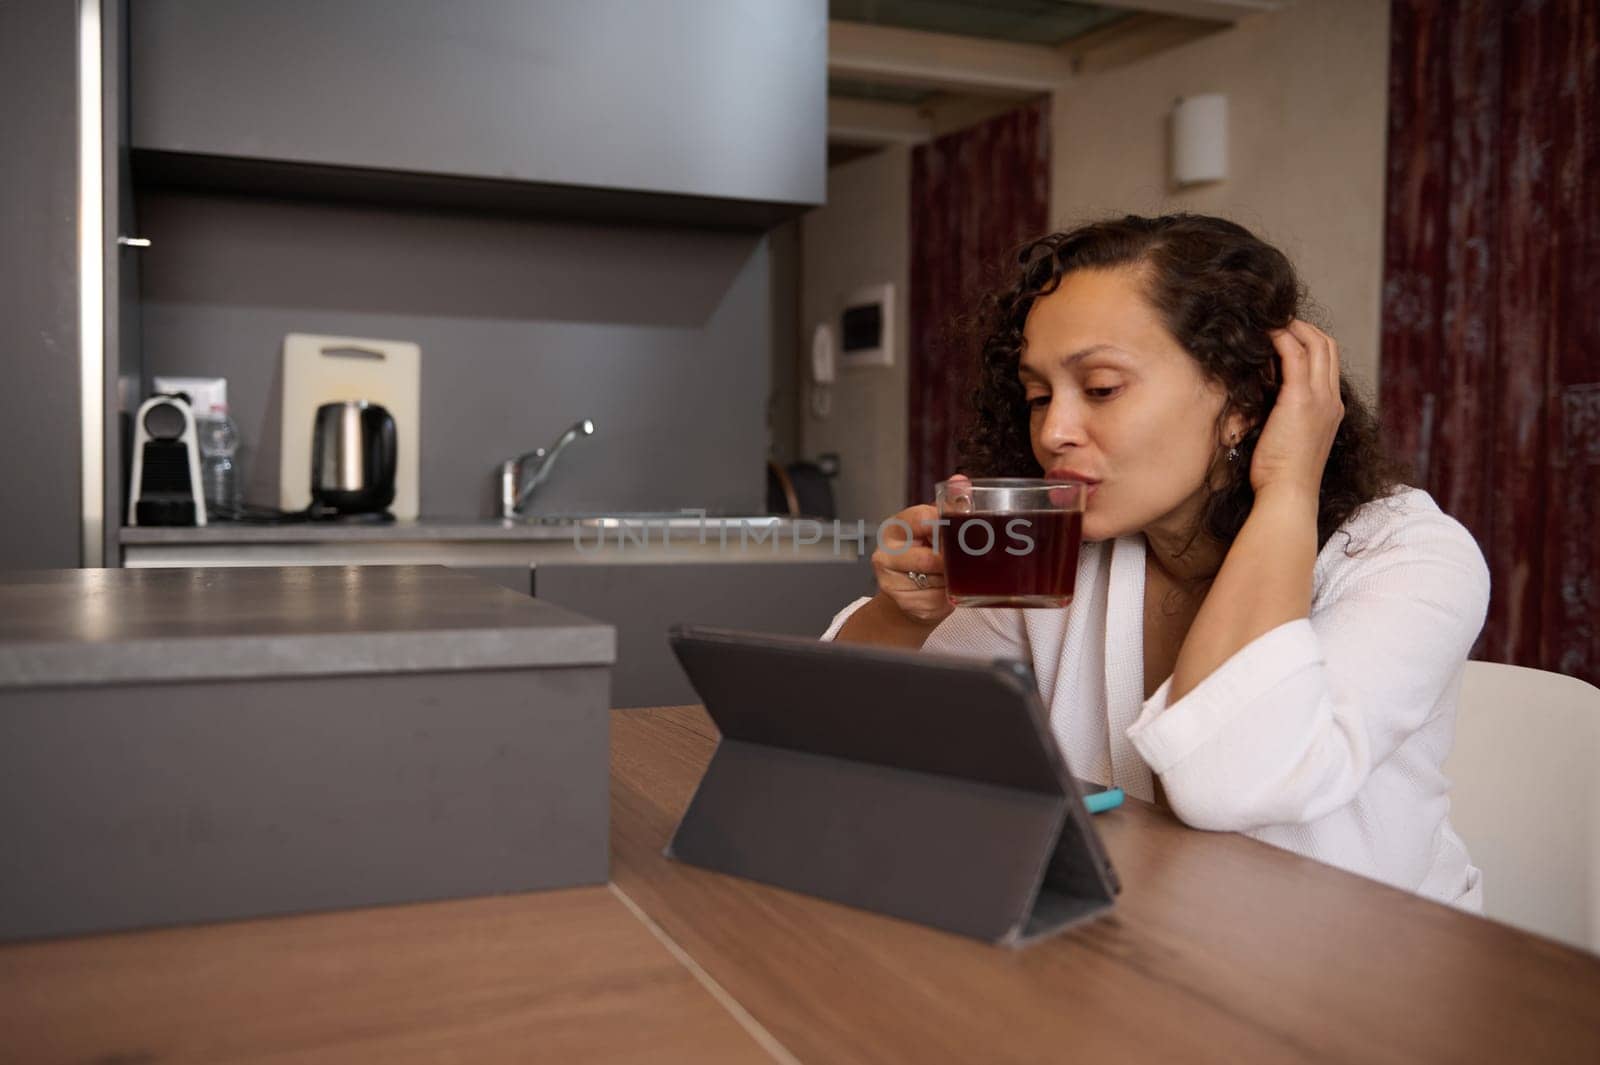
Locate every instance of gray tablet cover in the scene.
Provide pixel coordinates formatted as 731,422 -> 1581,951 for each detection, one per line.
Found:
664,625 -> 1120,946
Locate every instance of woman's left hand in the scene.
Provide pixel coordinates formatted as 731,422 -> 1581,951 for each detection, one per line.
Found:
1248,320 -> 1346,502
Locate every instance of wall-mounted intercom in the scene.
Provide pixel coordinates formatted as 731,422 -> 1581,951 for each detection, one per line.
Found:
810,322 -> 835,419
839,282 -> 894,369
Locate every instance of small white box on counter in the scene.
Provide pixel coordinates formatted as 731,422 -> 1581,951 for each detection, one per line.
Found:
152,375 -> 228,416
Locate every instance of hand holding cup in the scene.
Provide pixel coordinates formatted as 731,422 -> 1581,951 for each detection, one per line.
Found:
871,502 -> 954,626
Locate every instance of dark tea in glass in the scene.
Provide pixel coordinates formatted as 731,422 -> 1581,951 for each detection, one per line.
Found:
936,479 -> 1086,609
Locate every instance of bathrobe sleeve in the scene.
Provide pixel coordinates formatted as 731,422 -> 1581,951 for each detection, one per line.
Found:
819,596 -> 875,641
820,596 -> 1027,660
1125,500 -> 1490,832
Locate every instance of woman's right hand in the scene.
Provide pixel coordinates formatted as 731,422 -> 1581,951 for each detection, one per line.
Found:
871,502 -> 954,626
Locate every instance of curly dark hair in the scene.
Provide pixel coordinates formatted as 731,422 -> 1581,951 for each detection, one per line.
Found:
959,213 -> 1407,551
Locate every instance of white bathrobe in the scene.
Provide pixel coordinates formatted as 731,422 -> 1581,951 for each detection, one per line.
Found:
823,487 -> 1490,909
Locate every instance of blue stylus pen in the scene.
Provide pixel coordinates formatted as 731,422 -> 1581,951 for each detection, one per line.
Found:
1084,787 -> 1124,814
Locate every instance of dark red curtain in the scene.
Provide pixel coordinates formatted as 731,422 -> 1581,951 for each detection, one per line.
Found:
907,100 -> 1051,504
1381,0 -> 1600,683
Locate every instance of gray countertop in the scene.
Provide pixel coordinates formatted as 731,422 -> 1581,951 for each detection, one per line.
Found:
0,566 -> 615,689
118,514 -> 868,545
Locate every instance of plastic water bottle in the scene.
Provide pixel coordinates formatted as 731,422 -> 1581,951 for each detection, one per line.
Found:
197,405 -> 241,516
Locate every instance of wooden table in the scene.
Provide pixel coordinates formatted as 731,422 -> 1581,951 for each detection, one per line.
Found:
608,707 -> 1600,1065
0,883 -> 776,1064
5,706 -> 1599,1063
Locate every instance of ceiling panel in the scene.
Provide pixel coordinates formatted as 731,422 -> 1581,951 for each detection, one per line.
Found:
828,77 -> 938,105
829,0 -> 1130,46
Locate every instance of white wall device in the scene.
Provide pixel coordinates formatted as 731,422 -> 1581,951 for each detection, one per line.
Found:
838,283 -> 895,369
1172,93 -> 1227,186
810,322 -> 835,419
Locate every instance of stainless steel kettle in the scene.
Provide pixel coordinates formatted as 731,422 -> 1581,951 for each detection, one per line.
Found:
310,401 -> 398,515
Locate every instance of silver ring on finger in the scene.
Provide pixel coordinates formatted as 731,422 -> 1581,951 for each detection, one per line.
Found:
907,570 -> 930,590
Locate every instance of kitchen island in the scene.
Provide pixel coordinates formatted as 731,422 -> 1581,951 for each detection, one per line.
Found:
0,566 -> 615,941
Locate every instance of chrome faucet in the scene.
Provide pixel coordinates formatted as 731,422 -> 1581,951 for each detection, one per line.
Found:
499,418 -> 595,518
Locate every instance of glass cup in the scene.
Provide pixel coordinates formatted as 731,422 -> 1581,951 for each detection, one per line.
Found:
935,477 -> 1087,609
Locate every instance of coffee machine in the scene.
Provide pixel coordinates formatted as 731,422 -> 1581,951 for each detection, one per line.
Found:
127,394 -> 207,527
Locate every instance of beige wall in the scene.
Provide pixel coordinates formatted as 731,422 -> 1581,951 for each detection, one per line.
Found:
1049,0 -> 1391,391
792,0 -> 1391,521
798,146 -> 911,525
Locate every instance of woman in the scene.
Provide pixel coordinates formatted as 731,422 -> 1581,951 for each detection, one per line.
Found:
827,214 -> 1489,909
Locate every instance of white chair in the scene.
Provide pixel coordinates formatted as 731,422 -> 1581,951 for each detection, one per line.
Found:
1445,660 -> 1600,953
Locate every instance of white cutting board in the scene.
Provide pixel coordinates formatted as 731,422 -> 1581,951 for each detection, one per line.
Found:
279,333 -> 421,519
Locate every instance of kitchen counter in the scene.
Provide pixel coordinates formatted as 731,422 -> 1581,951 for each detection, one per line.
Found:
109,525 -> 876,708
119,513 -> 866,544
0,565 -> 615,940
118,515 -> 873,569
0,565 -> 614,688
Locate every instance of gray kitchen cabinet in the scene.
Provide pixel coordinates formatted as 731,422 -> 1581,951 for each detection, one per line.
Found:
2,0 -> 137,569
0,0 -> 82,568
0,566 -> 615,941
130,0 -> 825,223
9,0 -> 816,571
534,558 -> 875,708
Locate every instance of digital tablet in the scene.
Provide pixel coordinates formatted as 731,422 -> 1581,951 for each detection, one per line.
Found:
664,625 -> 1121,946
